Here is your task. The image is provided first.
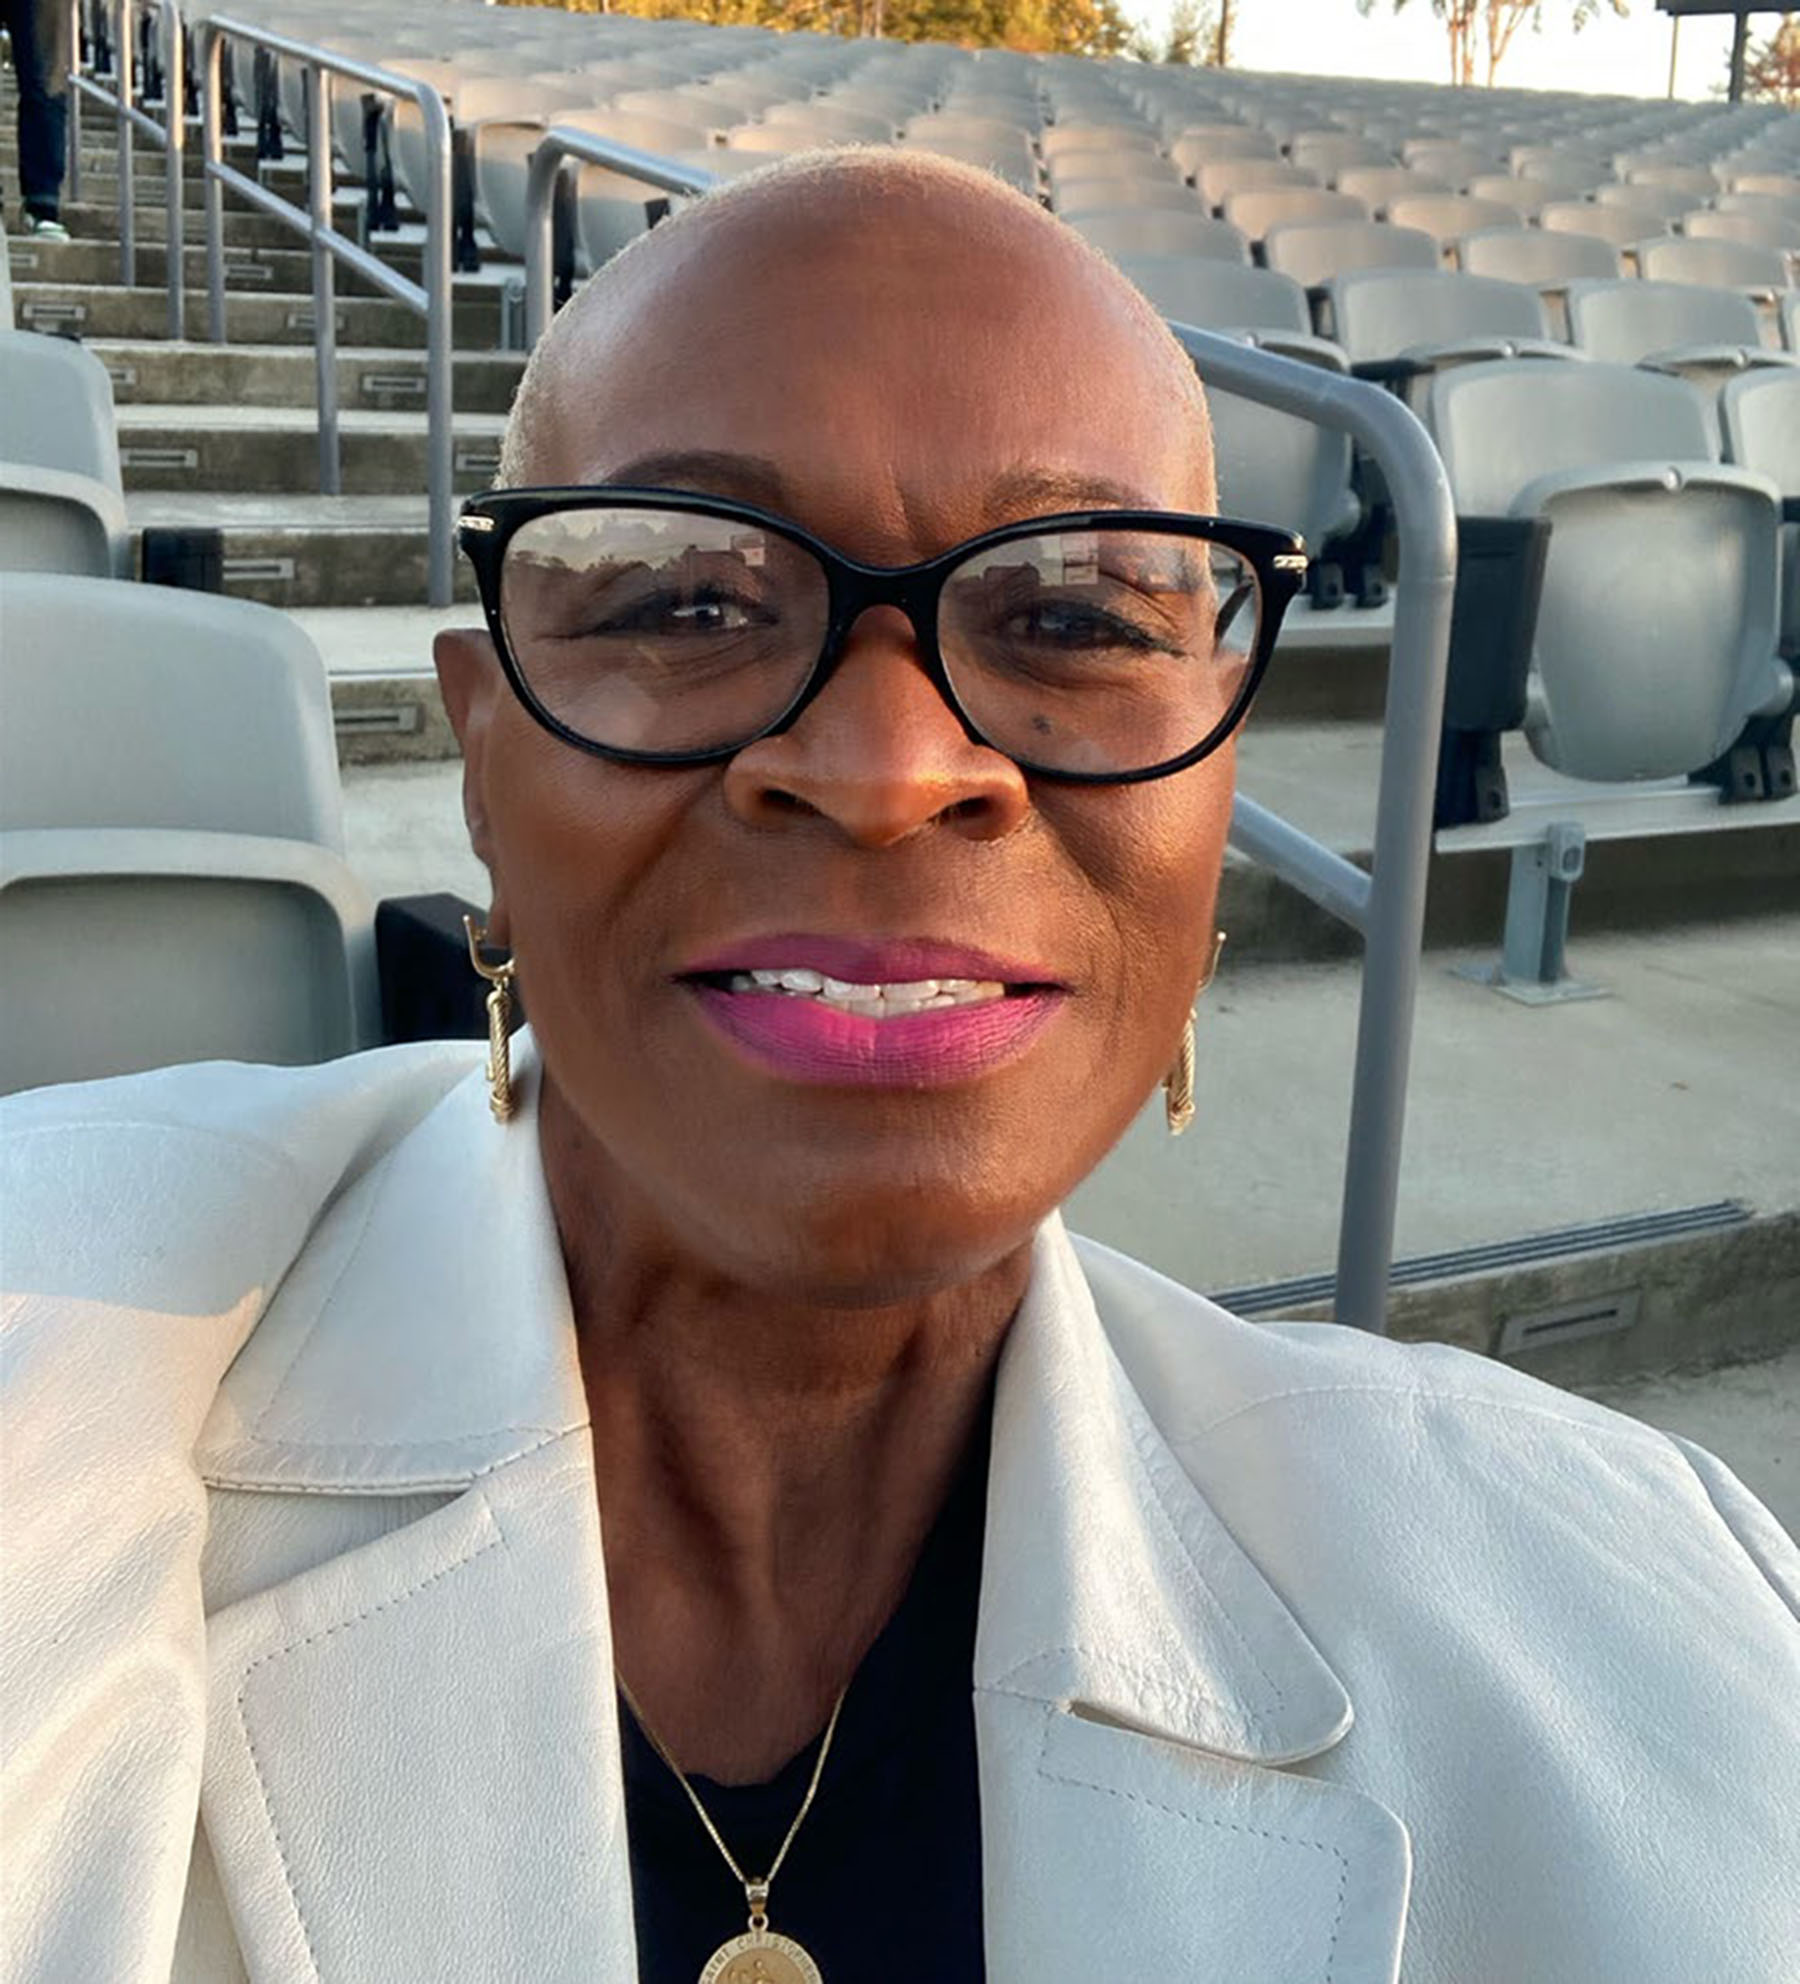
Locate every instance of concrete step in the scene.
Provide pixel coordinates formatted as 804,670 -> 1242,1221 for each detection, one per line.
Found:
18,200 -> 352,255
96,340 -> 524,413
124,494 -> 480,608
11,281 -> 505,346
8,237 -> 397,298
115,404 -> 507,494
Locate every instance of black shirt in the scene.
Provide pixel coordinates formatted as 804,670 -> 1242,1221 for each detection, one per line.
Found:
621,1412 -> 990,1982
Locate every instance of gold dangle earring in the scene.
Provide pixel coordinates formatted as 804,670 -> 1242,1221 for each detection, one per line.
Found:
463,915 -> 518,1124
1164,929 -> 1226,1137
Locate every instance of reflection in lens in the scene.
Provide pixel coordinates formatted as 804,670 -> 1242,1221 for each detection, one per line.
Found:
499,507 -> 827,754
940,531 -> 1261,775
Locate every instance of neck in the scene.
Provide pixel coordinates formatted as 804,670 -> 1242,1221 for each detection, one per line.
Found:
540,1085 -> 1028,1783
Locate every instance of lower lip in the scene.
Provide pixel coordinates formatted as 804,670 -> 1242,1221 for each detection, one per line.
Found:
688,985 -> 1065,1086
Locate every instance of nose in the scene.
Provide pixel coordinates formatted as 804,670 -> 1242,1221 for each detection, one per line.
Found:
720,606 -> 1031,847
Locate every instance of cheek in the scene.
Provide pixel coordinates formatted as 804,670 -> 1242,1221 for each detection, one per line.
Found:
1053,747 -> 1236,1041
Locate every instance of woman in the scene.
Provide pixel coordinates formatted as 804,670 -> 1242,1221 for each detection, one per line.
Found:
4,152 -> 1795,1983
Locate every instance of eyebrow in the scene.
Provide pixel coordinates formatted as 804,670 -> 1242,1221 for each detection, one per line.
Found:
593,453 -> 1166,520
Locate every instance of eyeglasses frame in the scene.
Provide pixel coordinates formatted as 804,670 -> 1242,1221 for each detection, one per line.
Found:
455,486 -> 1309,786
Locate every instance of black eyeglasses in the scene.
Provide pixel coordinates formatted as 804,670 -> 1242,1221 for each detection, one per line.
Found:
456,488 -> 1307,785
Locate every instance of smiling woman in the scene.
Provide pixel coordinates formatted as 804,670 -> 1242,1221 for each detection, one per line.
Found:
3,149 -> 1797,1984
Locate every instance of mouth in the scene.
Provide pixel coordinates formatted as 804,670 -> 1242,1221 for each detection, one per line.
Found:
675,937 -> 1068,1085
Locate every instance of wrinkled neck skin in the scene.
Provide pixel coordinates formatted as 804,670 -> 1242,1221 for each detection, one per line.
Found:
539,1078 -> 1028,1785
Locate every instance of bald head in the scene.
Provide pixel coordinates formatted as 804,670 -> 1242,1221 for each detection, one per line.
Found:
497,148 -> 1212,503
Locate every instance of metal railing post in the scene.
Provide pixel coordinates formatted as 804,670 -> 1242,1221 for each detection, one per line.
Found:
160,0 -> 183,338
1168,327 -> 1458,1333
201,20 -> 225,341
421,84 -> 454,605
114,0 -> 134,285
305,67 -> 340,496
66,0 -> 83,203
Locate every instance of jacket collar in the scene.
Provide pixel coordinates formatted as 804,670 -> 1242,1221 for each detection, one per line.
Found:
197,1048 -> 1405,1980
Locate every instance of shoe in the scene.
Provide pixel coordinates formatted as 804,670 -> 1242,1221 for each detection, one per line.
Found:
21,212 -> 71,241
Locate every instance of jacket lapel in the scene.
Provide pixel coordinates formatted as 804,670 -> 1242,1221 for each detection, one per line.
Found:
975,1224 -> 1412,1982
198,1048 -> 638,1982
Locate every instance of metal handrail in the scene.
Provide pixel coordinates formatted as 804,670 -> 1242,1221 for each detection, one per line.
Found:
523,128 -> 720,345
195,17 -> 456,604
67,0 -> 184,336
514,131 -> 1457,1330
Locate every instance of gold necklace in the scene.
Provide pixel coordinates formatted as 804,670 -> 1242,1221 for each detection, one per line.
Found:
618,1676 -> 849,1984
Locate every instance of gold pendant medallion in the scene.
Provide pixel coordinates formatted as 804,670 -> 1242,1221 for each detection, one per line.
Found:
697,1927 -> 824,1984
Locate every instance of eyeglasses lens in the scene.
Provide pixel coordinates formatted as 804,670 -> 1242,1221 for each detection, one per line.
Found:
498,507 -> 828,755
498,510 -> 1261,772
940,530 -> 1261,776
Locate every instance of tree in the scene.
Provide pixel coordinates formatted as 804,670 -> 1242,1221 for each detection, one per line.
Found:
1744,13 -> 1800,106
1356,0 -> 1629,89
497,0 -> 1134,56
1128,0 -> 1234,66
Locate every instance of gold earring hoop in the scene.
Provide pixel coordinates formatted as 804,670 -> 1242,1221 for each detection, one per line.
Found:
463,916 -> 518,1124
1164,930 -> 1226,1138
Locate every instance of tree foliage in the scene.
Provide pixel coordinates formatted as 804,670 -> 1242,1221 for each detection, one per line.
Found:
1356,0 -> 1629,88
496,0 -> 1134,57
1744,13 -> 1800,107
1129,0 -> 1235,66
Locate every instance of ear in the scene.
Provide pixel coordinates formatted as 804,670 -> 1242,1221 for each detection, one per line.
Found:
433,627 -> 510,937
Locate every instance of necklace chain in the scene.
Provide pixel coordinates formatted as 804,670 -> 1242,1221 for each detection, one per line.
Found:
618,1675 -> 849,1926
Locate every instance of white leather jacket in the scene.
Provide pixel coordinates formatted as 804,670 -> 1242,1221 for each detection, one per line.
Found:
3,1041 -> 1796,1982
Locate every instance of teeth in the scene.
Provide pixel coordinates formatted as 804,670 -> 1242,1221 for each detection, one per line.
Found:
725,968 -> 1009,1014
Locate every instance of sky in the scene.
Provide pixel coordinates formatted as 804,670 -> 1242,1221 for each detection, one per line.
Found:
1135,1 -> 1748,104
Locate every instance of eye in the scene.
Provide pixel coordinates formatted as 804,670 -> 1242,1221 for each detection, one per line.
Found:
997,593 -> 1177,656
596,587 -> 775,636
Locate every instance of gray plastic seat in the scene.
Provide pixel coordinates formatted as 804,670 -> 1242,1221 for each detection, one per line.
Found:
1287,131 -> 1391,180
1463,175 -> 1558,219
1563,275 -> 1787,394
1593,181 -> 1701,222
1401,139 -> 1501,187
1260,219 -> 1439,291
1334,166 -> 1451,212
1193,158 -> 1319,211
1425,361 -> 1785,783
1069,210 -> 1250,263
1383,193 -> 1524,249
1222,186 -> 1368,240
1721,367 -> 1800,654
0,332 -> 128,579
1327,267 -> 1567,407
0,575 -> 378,1092
1169,125 -> 1280,174
1539,200 -> 1671,251
1625,163 -> 1721,200
1114,258 -> 1313,334
1635,233 -> 1790,294
1684,208 -> 1800,253
1054,180 -> 1204,219
1457,224 -> 1621,298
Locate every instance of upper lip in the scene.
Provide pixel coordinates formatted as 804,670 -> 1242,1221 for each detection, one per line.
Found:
678,934 -> 1064,987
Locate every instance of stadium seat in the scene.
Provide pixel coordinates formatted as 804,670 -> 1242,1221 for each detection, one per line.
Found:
1593,181 -> 1701,223
1401,138 -> 1499,187
1384,193 -> 1526,252
1624,162 -> 1723,200
1463,174 -> 1559,219
1115,258 -> 1314,334
1287,131 -> 1391,180
1169,125 -> 1280,174
0,575 -> 380,1092
1425,360 -> 1787,784
1260,219 -> 1439,293
1721,367 -> 1800,660
1634,233 -> 1790,296
1564,276 -> 1772,386
1334,166 -> 1451,212
1512,158 -> 1611,199
1193,158 -> 1320,211
0,332 -> 129,579
1726,171 -> 1800,202
1539,200 -> 1672,253
1223,186 -> 1369,240
1457,225 -> 1621,328
1070,211 -> 1250,263
1053,180 -> 1203,218
1327,268 -> 1567,408
1685,209 -> 1800,254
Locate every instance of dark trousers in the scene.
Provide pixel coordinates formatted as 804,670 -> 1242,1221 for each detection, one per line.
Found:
2,0 -> 72,218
